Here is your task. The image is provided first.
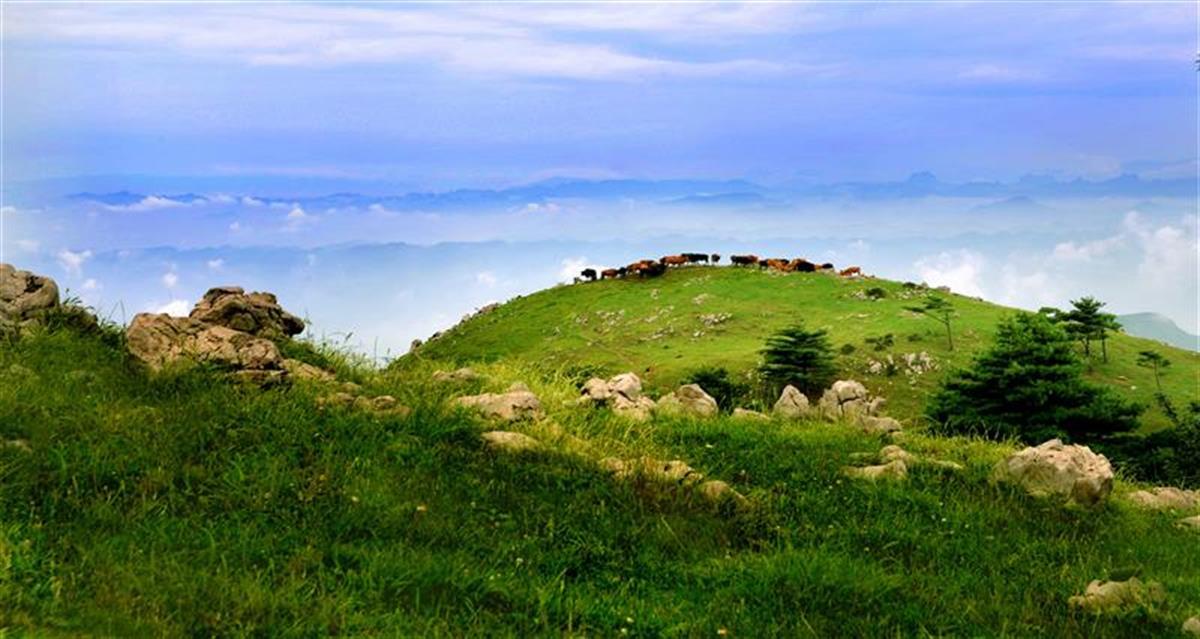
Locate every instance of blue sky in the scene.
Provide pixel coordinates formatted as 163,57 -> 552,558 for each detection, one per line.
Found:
1,2 -> 1197,353
3,2 -> 1196,186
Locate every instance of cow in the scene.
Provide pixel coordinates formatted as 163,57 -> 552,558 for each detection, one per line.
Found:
617,266 -> 628,278
601,268 -> 620,280
626,260 -> 655,277
731,254 -> 758,266
839,266 -> 862,278
790,258 -> 816,273
581,268 -> 598,281
682,252 -> 709,264
711,254 -> 721,264
661,255 -> 689,267
764,258 -> 791,272
640,262 -> 667,278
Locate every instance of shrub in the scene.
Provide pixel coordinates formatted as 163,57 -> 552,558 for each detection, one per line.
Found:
758,322 -> 836,398
925,313 -> 1142,444
1100,400 -> 1200,488
839,343 -> 857,355
864,334 -> 894,352
865,287 -> 887,300
681,366 -> 751,412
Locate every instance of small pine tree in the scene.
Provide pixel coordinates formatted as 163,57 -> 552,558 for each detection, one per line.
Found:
926,312 -> 1142,444
906,295 -> 956,350
758,322 -> 836,398
1061,296 -> 1120,363
1136,350 -> 1171,393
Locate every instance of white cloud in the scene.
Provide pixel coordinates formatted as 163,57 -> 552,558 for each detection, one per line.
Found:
56,248 -> 93,276
557,256 -> 603,283
206,258 -> 225,270
105,195 -> 189,212
521,202 -> 562,214
287,206 -> 307,220
475,271 -> 498,287
208,194 -> 235,204
1123,212 -> 1197,286
82,278 -> 100,291
958,63 -> 1043,83
162,271 -> 179,288
153,299 -> 191,317
17,239 -> 40,252
1051,235 -> 1124,262
913,249 -> 986,297
229,221 -> 242,231
240,196 -> 265,207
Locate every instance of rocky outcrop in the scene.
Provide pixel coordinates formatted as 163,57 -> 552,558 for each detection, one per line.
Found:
655,384 -> 718,418
600,456 -> 747,508
188,286 -> 304,340
1067,577 -> 1165,613
772,385 -> 809,419
316,392 -> 411,417
578,373 -> 656,421
433,367 -> 480,383
454,388 -> 543,422
1,263 -> 96,336
818,380 -> 886,422
481,430 -> 539,454
125,286 -> 331,385
991,439 -> 1114,507
1125,487 -> 1199,511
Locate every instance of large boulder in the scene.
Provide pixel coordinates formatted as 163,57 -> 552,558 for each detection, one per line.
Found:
991,439 -> 1114,507
1067,577 -> 1165,613
126,313 -> 284,373
454,389 -> 543,422
772,385 -> 810,419
0,263 -> 59,324
578,372 -> 654,421
189,286 -> 304,340
818,379 -> 885,422
655,384 -> 718,418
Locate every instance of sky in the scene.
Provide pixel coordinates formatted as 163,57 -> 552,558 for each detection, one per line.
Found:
1,2 -> 1197,355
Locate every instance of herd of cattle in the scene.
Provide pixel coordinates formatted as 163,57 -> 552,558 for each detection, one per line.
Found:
579,253 -> 863,282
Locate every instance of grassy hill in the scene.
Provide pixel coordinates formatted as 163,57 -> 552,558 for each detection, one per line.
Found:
406,266 -> 1199,431
2,322 -> 1199,636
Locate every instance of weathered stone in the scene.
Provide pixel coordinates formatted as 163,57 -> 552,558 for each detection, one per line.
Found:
1126,487 -> 1200,511
126,313 -> 284,373
598,457 -> 627,474
432,367 -> 480,383
1177,515 -> 1200,532
352,394 -> 412,418
189,286 -> 304,340
1184,617 -> 1200,637
772,385 -> 809,418
1067,577 -> 1165,613
655,384 -> 718,418
698,480 -> 747,506
818,379 -> 885,423
991,439 -> 1114,507
732,408 -> 769,421
481,430 -> 539,453
317,392 -> 357,409
879,445 -> 915,464
454,390 -> 543,422
0,263 -> 59,323
609,373 -> 643,400
611,394 -> 656,422
859,415 -> 902,435
579,377 -> 612,403
843,460 -> 908,481
282,358 -> 336,382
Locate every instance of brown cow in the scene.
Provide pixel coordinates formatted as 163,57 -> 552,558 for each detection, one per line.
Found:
765,258 -> 791,272
730,254 -> 758,266
839,266 -> 862,277
661,255 -> 688,267
601,268 -> 620,280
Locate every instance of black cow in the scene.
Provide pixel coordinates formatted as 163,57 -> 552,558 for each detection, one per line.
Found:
730,254 -> 758,266
710,254 -> 721,264
581,268 -> 598,281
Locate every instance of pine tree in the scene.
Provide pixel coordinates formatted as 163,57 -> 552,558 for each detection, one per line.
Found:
1061,296 -> 1120,363
758,322 -> 836,398
926,312 -> 1142,444
906,295 -> 956,350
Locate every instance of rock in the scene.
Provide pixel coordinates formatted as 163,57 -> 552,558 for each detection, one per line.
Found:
316,392 -> 357,409
608,373 -> 643,399
354,395 -> 412,418
772,385 -> 810,419
282,358 -> 336,382
879,445 -> 915,464
432,367 -> 480,383
859,415 -> 902,435
454,390 -> 543,422
1126,487 -> 1199,511
732,408 -> 769,421
636,458 -> 705,486
0,263 -> 59,324
507,382 -> 531,393
1177,516 -> 1200,532
655,384 -> 718,418
843,460 -> 908,481
598,457 -> 627,474
698,480 -> 747,506
579,377 -> 612,403
929,459 -> 965,472
480,430 -> 539,453
579,373 -> 656,421
189,286 -> 304,340
126,314 -> 284,373
991,439 -> 1114,507
1184,617 -> 1200,637
2,439 -> 31,453
1067,577 -> 1165,613
611,394 -> 656,422
818,379 -> 885,422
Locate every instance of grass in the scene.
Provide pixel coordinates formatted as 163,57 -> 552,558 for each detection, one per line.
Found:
2,323 -> 1198,636
405,265 -> 1199,431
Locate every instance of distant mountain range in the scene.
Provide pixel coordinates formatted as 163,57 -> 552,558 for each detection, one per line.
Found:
1119,313 -> 1199,352
62,172 -> 1196,212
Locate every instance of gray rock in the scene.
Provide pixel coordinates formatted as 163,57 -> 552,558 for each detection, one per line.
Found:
1067,577 -> 1165,613
481,430 -> 539,453
454,390 -> 543,422
772,385 -> 809,419
992,439 -> 1114,507
655,384 -> 718,418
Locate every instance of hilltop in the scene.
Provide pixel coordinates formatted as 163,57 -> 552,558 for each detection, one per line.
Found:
2,263 -> 1198,636
405,265 -> 1199,431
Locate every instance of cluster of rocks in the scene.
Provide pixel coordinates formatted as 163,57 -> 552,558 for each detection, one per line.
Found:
1,263 -> 96,337
599,456 -> 747,509
843,444 -> 964,482
316,390 -> 411,418
125,286 -> 331,384
453,383 -> 544,422
815,380 -> 903,435
1068,577 -> 1165,614
578,373 -> 657,421
866,352 -> 936,377
697,312 -> 731,327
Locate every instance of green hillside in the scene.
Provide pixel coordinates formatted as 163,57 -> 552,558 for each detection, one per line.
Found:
2,324 -> 1199,636
407,266 -> 1199,431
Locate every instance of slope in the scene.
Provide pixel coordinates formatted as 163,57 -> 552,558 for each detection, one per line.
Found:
406,265 -> 1199,430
